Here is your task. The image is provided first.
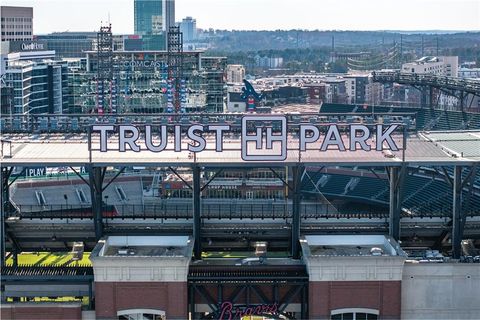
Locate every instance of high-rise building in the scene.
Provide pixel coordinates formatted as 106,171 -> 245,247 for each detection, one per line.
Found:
226,64 -> 245,84
0,6 -> 33,42
202,57 -> 227,113
36,32 -> 96,58
178,16 -> 196,43
0,80 -> 14,115
4,56 -> 68,114
134,0 -> 174,50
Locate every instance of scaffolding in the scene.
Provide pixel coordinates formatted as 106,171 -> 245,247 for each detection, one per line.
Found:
96,24 -> 115,114
167,26 -> 184,113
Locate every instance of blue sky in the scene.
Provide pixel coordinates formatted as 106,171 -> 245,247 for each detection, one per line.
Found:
3,0 -> 479,34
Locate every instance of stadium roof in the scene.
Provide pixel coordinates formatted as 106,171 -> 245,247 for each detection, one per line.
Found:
1,130 -> 480,167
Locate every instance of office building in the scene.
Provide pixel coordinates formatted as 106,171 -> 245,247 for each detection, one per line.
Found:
402,56 -> 459,77
36,32 -> 96,58
202,56 -> 227,113
459,67 -> 480,79
4,51 -> 68,114
0,6 -> 33,42
226,64 -> 245,84
178,16 -> 196,43
134,0 -> 174,50
79,50 -> 206,113
1,80 -> 14,115
135,0 -> 161,35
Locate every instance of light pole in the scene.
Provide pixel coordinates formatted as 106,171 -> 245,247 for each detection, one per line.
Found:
63,194 -> 68,213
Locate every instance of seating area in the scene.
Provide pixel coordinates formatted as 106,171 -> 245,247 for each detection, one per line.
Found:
10,176 -> 144,215
319,103 -> 480,131
302,169 -> 480,217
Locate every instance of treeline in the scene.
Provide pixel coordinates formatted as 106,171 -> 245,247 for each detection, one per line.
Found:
204,31 -> 480,73
204,47 -> 338,74
206,30 -> 480,53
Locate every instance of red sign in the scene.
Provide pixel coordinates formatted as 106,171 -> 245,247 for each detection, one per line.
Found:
218,301 -> 278,320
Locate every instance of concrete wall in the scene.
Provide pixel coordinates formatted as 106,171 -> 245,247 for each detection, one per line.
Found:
401,263 -> 480,319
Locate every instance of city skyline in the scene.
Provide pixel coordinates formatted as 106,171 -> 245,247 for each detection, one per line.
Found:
1,0 -> 479,34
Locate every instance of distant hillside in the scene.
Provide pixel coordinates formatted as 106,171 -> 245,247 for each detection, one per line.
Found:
206,30 -> 480,53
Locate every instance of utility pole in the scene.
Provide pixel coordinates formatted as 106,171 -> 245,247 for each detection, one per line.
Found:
421,35 -> 424,57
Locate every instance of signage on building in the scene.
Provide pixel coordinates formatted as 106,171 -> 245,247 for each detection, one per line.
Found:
8,41 -> 48,53
21,42 -> 45,51
121,60 -> 166,68
218,301 -> 278,320
18,166 -> 86,177
91,115 -> 404,161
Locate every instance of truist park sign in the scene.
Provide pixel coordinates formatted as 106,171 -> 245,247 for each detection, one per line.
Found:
91,115 -> 404,161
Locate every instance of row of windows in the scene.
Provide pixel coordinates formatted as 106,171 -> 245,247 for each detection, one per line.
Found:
0,37 -> 31,41
1,31 -> 32,35
1,24 -> 32,28
160,189 -> 284,200
1,17 -> 32,22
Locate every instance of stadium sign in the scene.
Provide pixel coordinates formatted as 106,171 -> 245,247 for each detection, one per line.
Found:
121,61 -> 167,68
218,301 -> 278,320
92,115 -> 402,161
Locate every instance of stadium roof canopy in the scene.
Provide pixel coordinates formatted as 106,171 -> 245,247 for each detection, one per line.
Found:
1,130 -> 480,167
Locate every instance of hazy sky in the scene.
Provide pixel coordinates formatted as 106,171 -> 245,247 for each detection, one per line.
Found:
2,0 -> 480,34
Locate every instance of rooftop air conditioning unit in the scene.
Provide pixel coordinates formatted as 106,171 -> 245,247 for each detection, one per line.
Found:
370,247 -> 384,256
118,248 -> 129,255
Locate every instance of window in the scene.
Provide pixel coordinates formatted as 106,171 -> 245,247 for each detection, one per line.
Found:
331,309 -> 379,320
117,309 -> 165,320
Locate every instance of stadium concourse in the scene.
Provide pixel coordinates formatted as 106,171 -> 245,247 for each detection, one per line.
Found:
1,107 -> 480,319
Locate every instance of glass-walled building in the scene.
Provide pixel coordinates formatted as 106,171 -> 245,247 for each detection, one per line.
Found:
4,59 -> 69,114
202,57 -> 227,113
68,50 -> 206,113
134,0 -> 175,50
36,32 -> 96,58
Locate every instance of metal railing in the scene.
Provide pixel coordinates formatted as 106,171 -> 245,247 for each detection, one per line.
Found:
6,201 -> 351,220
0,112 -> 417,134
372,71 -> 480,96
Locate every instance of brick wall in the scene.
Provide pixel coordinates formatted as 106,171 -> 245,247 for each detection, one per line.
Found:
0,303 -> 82,320
95,281 -> 187,319
309,281 -> 401,319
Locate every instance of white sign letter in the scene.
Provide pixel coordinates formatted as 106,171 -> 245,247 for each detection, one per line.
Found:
209,125 -> 230,152
376,125 -> 399,151
300,125 -> 320,151
350,125 -> 371,151
187,125 -> 206,152
92,125 -> 114,152
320,125 -> 346,151
119,125 -> 140,152
174,125 -> 182,152
145,125 -> 167,152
